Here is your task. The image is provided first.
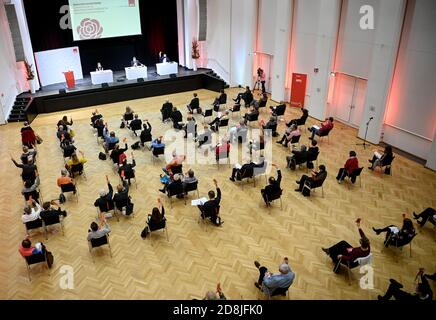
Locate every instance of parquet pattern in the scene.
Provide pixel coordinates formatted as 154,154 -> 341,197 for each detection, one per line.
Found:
0,88 -> 435,300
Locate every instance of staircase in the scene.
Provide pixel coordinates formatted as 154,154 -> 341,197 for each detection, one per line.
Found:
206,70 -> 230,89
8,96 -> 31,122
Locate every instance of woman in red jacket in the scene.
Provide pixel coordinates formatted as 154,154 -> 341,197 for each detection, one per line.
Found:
336,151 -> 359,183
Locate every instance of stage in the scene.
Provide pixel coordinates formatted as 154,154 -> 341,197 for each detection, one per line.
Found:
20,66 -> 226,123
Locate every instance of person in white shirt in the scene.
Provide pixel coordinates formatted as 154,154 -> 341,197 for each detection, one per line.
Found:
131,57 -> 143,67
22,200 -> 42,223
96,62 -> 103,71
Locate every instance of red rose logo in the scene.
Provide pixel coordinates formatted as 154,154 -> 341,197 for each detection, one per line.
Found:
77,18 -> 103,40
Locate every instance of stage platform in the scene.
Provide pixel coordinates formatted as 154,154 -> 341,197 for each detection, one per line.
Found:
19,67 -> 226,123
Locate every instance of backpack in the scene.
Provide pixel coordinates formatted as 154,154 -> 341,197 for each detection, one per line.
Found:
126,201 -> 134,215
46,251 -> 54,268
302,186 -> 311,197
120,121 -> 126,129
141,226 -> 149,238
59,193 -> 66,204
99,152 -> 107,160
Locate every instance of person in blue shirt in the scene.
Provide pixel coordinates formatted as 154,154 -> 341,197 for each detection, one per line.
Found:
103,126 -> 119,153
151,136 -> 165,157
254,257 -> 295,296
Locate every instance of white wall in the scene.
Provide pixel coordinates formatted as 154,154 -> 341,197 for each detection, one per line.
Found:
289,0 -> 341,120
183,0 -> 199,70
257,0 -> 277,55
0,1 -> 19,124
383,0 -> 436,161
176,0 -> 186,67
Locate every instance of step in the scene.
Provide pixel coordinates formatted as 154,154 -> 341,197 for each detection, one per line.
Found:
10,110 -> 24,115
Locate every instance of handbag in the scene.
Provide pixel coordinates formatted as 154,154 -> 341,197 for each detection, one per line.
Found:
36,135 -> 43,144
141,226 -> 149,238
99,152 -> 107,160
126,201 -> 134,215
46,251 -> 54,268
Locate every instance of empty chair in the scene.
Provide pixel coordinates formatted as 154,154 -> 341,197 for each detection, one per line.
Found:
88,235 -> 112,262
289,135 -> 301,147
218,118 -> 230,131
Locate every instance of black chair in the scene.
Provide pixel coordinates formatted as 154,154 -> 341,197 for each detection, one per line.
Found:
273,105 -> 286,119
24,253 -> 49,281
230,104 -> 241,117
218,118 -> 229,131
121,168 -> 137,188
42,215 -> 65,240
383,232 -> 417,259
265,189 -> 283,209
184,181 -> 200,199
306,151 -> 320,171
151,147 -> 165,162
315,128 -> 332,143
381,156 -> 395,176
88,234 -> 112,262
70,163 -> 86,179
140,133 -> 153,150
289,135 -> 301,146
345,167 -> 364,188
147,216 -> 169,241
246,113 -> 259,127
123,113 -> 134,122
25,219 -> 43,235
171,165 -> 183,175
257,99 -> 267,111
203,109 -> 213,121
23,189 -> 42,204
167,183 -> 186,207
262,286 -> 290,300
302,177 -> 326,197
107,141 -> 117,151
129,121 -> 142,136
60,183 -> 79,202
236,167 -> 255,187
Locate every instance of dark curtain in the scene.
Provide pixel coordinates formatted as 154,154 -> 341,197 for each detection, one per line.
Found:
23,0 -> 179,76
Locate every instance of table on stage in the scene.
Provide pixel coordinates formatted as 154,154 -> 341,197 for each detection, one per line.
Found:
90,70 -> 114,85
125,66 -> 148,80
156,62 -> 178,76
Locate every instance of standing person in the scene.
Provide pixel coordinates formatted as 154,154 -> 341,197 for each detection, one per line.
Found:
198,179 -> 223,226
256,67 -> 266,94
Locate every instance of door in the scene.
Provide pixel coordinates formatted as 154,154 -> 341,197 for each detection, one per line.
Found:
332,73 -> 367,128
254,53 -> 272,93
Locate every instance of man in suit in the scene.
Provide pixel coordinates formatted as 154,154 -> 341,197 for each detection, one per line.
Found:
128,114 -> 142,136
233,86 -> 253,106
171,107 -> 183,129
198,179 -> 223,226
161,100 -> 174,123
229,157 -> 265,182
295,165 -> 327,194
94,175 -> 114,218
187,93 -> 201,114
261,164 -> 281,206
212,89 -> 227,111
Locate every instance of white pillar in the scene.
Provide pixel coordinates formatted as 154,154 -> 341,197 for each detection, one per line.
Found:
270,0 -> 293,102
176,0 -> 186,67
183,0 -> 199,70
357,0 -> 406,144
425,131 -> 436,171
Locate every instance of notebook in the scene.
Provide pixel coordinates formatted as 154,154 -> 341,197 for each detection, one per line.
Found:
191,197 -> 209,206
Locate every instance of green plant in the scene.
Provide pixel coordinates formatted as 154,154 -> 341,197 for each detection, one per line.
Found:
24,60 -> 35,81
191,38 -> 200,60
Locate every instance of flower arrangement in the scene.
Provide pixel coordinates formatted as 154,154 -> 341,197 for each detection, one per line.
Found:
191,38 -> 200,60
24,60 -> 35,81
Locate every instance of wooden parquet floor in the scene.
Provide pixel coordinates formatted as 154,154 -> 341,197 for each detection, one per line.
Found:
1,88 -> 435,300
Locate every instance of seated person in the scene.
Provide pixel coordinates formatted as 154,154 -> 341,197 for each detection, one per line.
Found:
40,200 -> 67,220
262,116 -> 278,136
170,107 -> 183,130
295,164 -> 327,193
322,219 -> 370,273
270,102 -> 286,116
249,126 -> 265,152
90,109 -> 103,127
22,174 -> 41,203
21,122 -> 37,148
22,200 -> 42,223
87,220 -> 111,241
66,151 -> 87,174
368,145 -> 394,171
183,114 -> 197,138
131,57 -> 143,67
113,181 -> 130,215
94,175 -> 114,218
204,283 -> 226,300
228,120 -> 247,143
118,152 -> 136,185
198,179 -> 223,226
95,119 -> 105,138
61,140 -> 76,158
378,268 -> 433,301
212,90 -> 227,110
254,257 -> 295,295
209,111 -> 229,132
308,117 -> 334,140
336,151 -> 359,183
230,157 -> 265,182
128,114 -> 142,136
21,146 -> 37,165
372,215 -> 416,247
287,108 -> 309,127
122,106 -> 135,125
145,198 -> 166,233
260,164 -> 281,206
151,137 -> 165,157
251,93 -> 268,110
57,169 -> 76,191
160,173 -> 184,197
57,125 -> 72,147
277,124 -> 301,147
413,208 -> 436,227
161,100 -> 174,123
182,169 -> 198,192
11,156 -> 37,182
102,126 -> 119,153
287,145 -> 308,170
243,105 -> 259,123
57,116 -> 73,130
307,139 -> 319,158
140,120 -> 153,147
233,86 -> 253,106
215,138 -> 231,161
96,62 -> 103,71
164,153 -> 186,175
187,93 -> 201,114
195,125 -> 213,147
109,140 -> 128,167
18,237 -> 48,258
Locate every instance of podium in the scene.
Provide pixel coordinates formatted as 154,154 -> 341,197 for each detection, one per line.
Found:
63,71 -> 75,89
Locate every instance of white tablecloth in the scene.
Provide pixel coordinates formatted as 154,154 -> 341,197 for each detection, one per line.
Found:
125,66 -> 148,80
156,62 -> 178,76
90,70 -> 114,85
